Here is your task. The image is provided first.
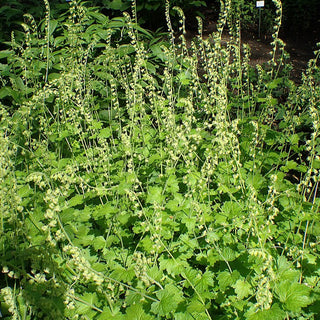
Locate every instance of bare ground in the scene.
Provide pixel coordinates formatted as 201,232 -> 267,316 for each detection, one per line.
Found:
184,10 -> 317,84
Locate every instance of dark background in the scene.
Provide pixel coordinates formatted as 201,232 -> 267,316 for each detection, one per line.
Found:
0,0 -> 319,47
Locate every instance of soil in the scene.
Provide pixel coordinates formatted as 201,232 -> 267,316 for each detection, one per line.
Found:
184,8 -> 318,84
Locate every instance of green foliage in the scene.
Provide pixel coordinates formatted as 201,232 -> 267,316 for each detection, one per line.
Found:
1,0 -> 320,319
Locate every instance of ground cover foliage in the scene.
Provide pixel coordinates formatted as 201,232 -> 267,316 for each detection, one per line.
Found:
1,0 -> 320,318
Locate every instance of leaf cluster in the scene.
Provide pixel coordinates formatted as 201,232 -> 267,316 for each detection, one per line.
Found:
1,1 -> 320,319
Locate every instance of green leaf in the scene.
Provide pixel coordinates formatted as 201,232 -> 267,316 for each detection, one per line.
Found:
187,298 -> 206,313
57,130 -> 72,141
17,185 -> 32,198
75,292 -> 98,315
303,252 -> 317,265
221,247 -> 239,262
150,44 -> 168,62
146,186 -> 164,204
288,133 -> 299,145
175,311 -> 197,320
194,271 -> 215,299
68,194 -> 84,208
175,310 -> 208,320
93,236 -> 106,250
88,12 -> 109,24
110,267 -> 135,283
96,72 -> 113,81
178,71 -> 191,85
276,256 -> 300,282
145,266 -> 162,286
58,158 -> 71,169
76,234 -> 94,246
247,303 -> 286,320
98,127 -> 112,139
107,0 -> 130,11
0,86 -> 14,99
146,61 -> 157,74
99,109 -> 117,122
217,271 -> 240,291
166,174 -> 179,193
275,280 -> 312,312
93,203 -> 117,219
221,201 -> 243,219
49,19 -> 58,36
233,279 -> 252,300
117,44 -> 135,57
132,23 -> 153,39
159,258 -> 185,276
108,17 -> 126,28
151,284 -> 184,316
166,193 -> 184,212
48,73 -> 61,82
179,234 -> 198,250
98,307 -> 125,320
266,77 -> 283,89
0,50 -> 14,60
281,160 -> 298,173
125,303 -> 153,320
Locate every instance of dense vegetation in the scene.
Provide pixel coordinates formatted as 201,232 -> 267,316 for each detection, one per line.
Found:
1,0 -> 320,43
1,0 -> 320,319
